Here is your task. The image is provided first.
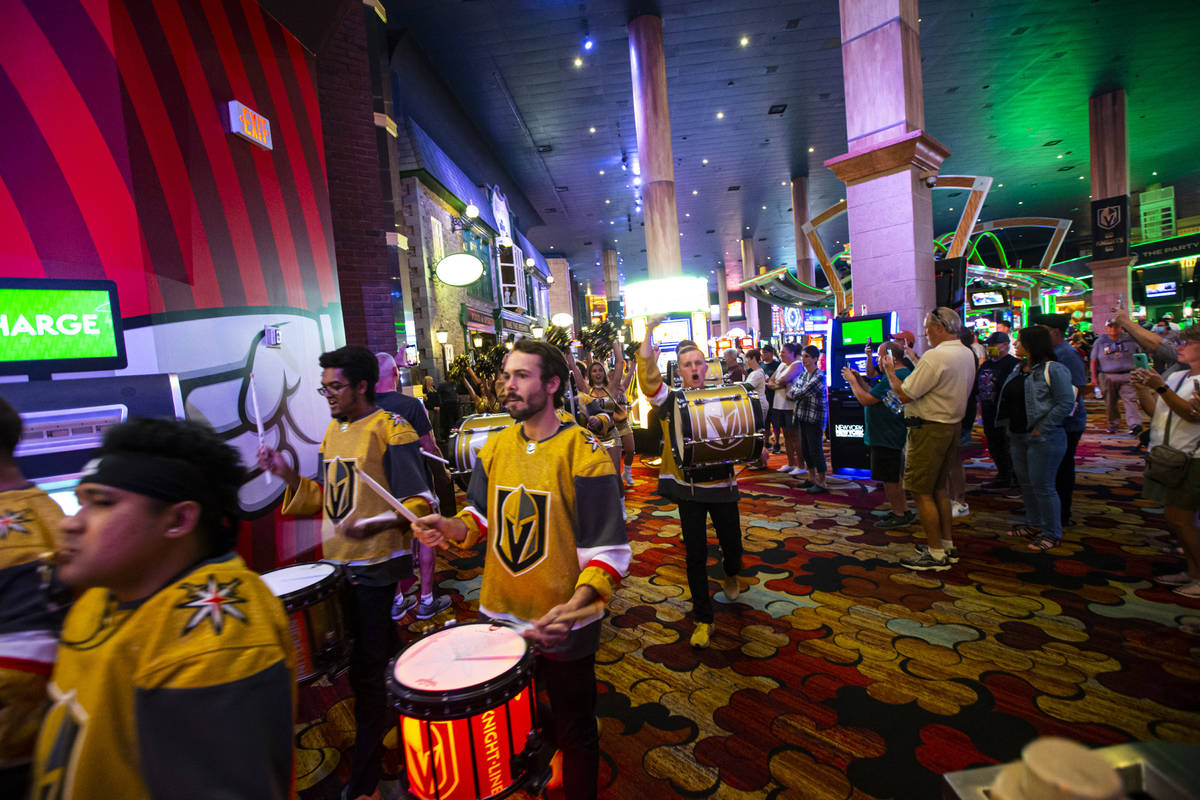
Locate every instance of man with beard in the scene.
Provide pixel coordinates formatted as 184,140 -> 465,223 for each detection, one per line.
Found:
259,345 -> 438,800
638,317 -> 744,648
413,338 -> 630,800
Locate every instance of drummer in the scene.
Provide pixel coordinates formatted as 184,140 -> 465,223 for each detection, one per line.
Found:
638,316 -> 744,649
413,338 -> 631,800
32,418 -> 294,799
259,345 -> 438,800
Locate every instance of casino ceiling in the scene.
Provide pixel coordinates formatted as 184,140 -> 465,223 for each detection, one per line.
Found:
380,0 -> 1200,292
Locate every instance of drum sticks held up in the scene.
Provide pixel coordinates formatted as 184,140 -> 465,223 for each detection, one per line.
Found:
354,465 -> 421,524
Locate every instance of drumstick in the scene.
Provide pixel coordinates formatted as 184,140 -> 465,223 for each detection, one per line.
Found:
514,599 -> 607,639
249,373 -> 271,485
354,465 -> 420,524
420,449 -> 450,465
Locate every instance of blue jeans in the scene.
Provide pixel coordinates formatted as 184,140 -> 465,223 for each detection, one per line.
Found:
1009,427 -> 1067,542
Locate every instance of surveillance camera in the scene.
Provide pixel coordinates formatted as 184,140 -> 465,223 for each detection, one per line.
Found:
924,175 -> 937,188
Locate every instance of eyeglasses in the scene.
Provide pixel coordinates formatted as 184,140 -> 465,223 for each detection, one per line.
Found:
317,382 -> 350,397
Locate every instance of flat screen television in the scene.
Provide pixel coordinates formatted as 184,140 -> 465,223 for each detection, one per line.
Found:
0,278 -> 127,375
839,317 -> 884,346
969,288 -> 1009,310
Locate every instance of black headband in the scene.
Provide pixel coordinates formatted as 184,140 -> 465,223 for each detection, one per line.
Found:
80,453 -> 212,507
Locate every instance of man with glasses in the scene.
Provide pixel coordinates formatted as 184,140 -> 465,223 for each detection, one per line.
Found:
259,345 -> 438,800
880,308 -> 977,571
1090,318 -> 1143,435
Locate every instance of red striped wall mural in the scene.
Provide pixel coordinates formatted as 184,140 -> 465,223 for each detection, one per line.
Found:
0,0 -> 345,571
0,0 -> 338,315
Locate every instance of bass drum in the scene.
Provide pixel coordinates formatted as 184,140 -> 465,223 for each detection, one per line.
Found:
448,413 -> 514,488
669,383 -> 764,469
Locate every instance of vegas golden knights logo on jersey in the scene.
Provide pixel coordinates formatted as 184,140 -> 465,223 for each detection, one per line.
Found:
324,457 -> 358,523
494,484 -> 549,575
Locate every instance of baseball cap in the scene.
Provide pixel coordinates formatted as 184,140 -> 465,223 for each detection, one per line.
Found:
1162,312 -> 1174,319
888,330 -> 915,347
985,331 -> 1010,345
1104,317 -> 1121,326
1037,313 -> 1071,332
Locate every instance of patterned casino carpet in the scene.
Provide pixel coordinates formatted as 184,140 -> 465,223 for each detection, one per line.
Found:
296,407 -> 1200,799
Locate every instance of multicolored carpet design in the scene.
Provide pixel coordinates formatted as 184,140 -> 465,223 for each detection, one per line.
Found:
297,407 -> 1200,799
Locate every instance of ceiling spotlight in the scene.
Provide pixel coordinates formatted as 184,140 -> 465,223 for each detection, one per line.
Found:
573,56 -> 583,68
633,176 -> 642,186
583,36 -> 594,51
808,146 -> 814,153
702,158 -> 709,165
685,212 -> 690,217
716,111 -> 725,119
589,126 -> 596,134
605,199 -> 611,204
599,169 -> 605,175
1152,170 -> 1158,176
1079,175 -> 1085,179
1057,154 -> 1063,159
761,205 -> 767,210
692,189 -> 699,195
1018,200 -> 1024,204
739,36 -> 749,47
781,181 -> 787,186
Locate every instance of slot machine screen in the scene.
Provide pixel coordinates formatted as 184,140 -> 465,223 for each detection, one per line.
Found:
838,318 -> 884,347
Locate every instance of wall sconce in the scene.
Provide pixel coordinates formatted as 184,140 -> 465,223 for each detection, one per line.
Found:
473,335 -> 483,348
546,275 -> 555,284
505,341 -> 514,351
531,325 -> 544,339
450,203 -> 479,233
435,329 -> 449,344
524,257 -> 535,268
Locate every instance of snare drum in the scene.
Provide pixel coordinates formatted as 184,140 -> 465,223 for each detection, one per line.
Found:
670,382 -> 764,469
261,562 -> 348,682
388,622 -> 538,800
449,413 -> 514,484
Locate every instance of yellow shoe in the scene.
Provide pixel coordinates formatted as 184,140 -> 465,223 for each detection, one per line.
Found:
722,576 -> 740,601
690,622 -> 712,648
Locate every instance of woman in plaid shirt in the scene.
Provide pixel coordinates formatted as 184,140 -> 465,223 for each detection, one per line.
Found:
791,345 -> 828,492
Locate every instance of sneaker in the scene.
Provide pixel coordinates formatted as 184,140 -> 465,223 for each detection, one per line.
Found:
1172,581 -> 1200,599
951,501 -> 970,518
916,543 -> 959,564
900,549 -> 952,571
415,595 -> 451,620
1128,425 -> 1143,437
776,464 -> 794,473
805,484 -> 826,494
1106,425 -> 1118,434
876,513 -> 914,530
690,622 -> 712,648
622,468 -> 635,487
1157,571 -> 1194,586
722,576 -> 740,601
390,593 -> 417,621
788,466 -> 806,476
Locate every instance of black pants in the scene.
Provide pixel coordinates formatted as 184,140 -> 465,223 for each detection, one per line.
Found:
678,499 -> 742,623
537,653 -> 600,800
344,580 -> 400,796
1056,429 -> 1082,525
799,421 -> 825,474
982,415 -> 1012,482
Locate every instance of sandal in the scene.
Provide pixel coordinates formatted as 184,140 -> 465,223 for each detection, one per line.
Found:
1173,581 -> 1200,599
1004,525 -> 1038,538
1027,537 -> 1058,552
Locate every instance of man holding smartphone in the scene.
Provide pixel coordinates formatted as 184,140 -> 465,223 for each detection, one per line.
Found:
1090,318 -> 1144,435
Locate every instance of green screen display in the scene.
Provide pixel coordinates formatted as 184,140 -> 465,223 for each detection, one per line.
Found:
840,318 -> 884,346
0,287 -> 119,362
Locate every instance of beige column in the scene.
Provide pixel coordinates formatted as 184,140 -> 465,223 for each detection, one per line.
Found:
602,249 -> 621,321
826,0 -> 947,339
1088,90 -> 1134,320
790,178 -> 816,286
739,238 -> 759,338
717,267 -> 730,335
628,14 -> 682,278
546,256 -> 574,328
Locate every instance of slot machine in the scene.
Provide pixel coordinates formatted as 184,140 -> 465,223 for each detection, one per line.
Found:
825,312 -> 899,477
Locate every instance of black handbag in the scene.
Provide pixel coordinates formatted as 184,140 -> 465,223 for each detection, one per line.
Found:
1145,375 -> 1200,489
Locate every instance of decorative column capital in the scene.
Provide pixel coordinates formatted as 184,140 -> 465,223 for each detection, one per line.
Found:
1087,255 -> 1137,271
824,129 -> 950,186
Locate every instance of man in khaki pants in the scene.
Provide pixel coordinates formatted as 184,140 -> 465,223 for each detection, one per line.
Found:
1090,318 -> 1142,435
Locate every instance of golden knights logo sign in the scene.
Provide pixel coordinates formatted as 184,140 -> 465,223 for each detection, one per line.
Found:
323,457 -> 357,523
494,484 -> 549,575
1091,194 -> 1129,260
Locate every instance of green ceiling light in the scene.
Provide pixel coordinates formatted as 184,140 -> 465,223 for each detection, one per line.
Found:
434,252 -> 485,286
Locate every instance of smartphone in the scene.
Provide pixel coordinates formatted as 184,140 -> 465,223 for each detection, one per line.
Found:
1133,353 -> 1149,370
986,345 -> 999,358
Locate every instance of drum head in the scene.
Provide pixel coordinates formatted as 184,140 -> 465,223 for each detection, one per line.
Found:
261,562 -> 338,604
394,623 -> 526,692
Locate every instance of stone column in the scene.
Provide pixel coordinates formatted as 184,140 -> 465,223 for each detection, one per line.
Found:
790,177 -> 816,286
739,238 -> 758,337
602,249 -> 621,321
628,14 -> 682,278
825,0 -> 948,339
546,256 -> 574,327
1088,90 -> 1134,320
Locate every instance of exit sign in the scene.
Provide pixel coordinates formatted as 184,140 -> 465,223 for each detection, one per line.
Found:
226,100 -> 272,150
